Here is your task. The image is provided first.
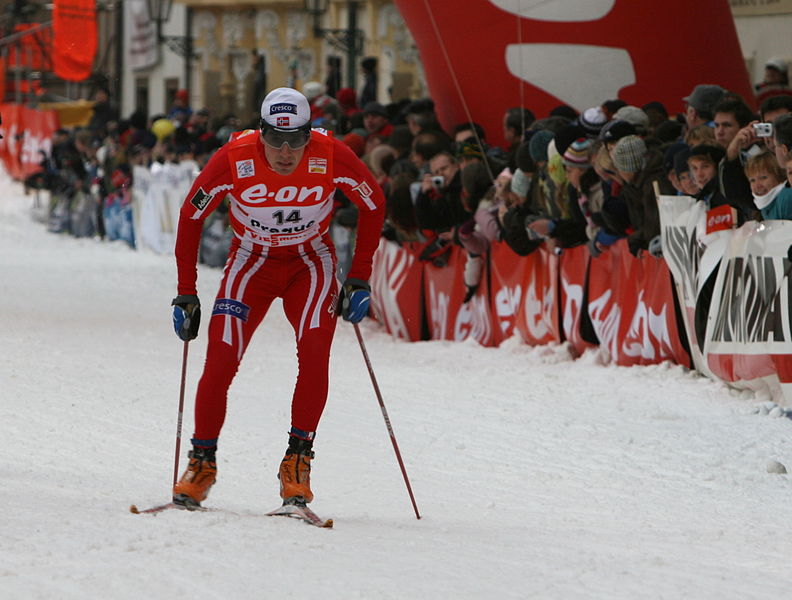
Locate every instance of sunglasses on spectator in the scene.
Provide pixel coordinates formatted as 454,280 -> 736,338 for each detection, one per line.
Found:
259,121 -> 311,150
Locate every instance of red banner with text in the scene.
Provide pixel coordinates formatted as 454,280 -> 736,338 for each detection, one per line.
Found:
489,241 -> 560,346
588,240 -> 689,366
370,239 -> 424,342
0,104 -> 59,180
559,244 -> 596,357
424,245 -> 496,345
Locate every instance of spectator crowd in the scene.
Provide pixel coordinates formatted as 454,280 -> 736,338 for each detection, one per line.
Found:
21,56 -> 792,300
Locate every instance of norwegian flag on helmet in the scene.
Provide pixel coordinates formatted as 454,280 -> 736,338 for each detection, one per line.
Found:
277,116 -> 290,127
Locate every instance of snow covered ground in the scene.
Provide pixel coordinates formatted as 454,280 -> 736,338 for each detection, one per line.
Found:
3,169 -> 792,600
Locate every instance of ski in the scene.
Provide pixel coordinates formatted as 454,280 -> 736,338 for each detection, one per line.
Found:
130,500 -> 332,527
266,500 -> 333,528
130,502 -> 209,514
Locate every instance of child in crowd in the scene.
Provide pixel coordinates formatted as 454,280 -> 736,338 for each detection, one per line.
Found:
745,151 -> 792,220
685,124 -> 716,147
672,147 -> 700,196
688,145 -> 721,191
688,145 -> 731,213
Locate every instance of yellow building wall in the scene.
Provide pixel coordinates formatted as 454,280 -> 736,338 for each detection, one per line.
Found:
183,0 -> 425,123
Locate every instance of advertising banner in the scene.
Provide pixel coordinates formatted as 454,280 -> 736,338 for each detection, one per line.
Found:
370,240 -> 424,342
588,240 -> 689,366
618,250 -> 691,367
559,244 -> 596,356
125,0 -> 159,70
0,104 -> 59,180
424,244 -> 495,345
658,195 -> 716,376
705,220 -> 792,402
489,241 -> 560,346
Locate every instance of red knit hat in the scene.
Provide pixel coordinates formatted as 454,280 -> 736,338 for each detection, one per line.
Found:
342,132 -> 365,157
337,87 -> 357,109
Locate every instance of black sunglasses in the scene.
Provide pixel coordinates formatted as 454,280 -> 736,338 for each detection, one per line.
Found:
259,120 -> 311,150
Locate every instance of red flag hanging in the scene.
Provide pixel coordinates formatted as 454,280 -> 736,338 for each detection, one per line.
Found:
52,0 -> 96,82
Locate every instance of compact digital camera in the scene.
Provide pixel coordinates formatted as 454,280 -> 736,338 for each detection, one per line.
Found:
431,176 -> 445,188
753,122 -> 773,138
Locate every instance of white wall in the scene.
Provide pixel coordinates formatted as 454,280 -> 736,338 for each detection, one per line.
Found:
120,3 -> 190,119
733,14 -> 792,88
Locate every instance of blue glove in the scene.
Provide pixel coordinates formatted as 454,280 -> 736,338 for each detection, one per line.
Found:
339,278 -> 371,323
594,229 -> 623,247
172,294 -> 201,341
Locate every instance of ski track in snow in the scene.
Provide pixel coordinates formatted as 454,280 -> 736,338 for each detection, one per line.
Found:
2,171 -> 792,599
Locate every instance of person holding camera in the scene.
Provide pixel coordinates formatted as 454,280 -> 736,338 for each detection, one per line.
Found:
724,117 -> 770,167
714,99 -> 759,218
414,151 -> 470,263
718,97 -> 792,220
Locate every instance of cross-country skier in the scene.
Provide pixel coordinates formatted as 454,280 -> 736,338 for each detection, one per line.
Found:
170,87 -> 385,509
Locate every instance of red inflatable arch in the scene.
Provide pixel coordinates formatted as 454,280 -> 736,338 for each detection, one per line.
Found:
394,0 -> 752,147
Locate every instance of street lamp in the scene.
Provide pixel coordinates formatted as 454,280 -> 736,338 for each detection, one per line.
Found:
304,0 -> 364,89
146,0 -> 195,59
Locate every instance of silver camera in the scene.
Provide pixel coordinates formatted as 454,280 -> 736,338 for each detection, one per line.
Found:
431,175 -> 445,188
753,122 -> 773,138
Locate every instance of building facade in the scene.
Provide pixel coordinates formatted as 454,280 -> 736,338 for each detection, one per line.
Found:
121,0 -> 425,123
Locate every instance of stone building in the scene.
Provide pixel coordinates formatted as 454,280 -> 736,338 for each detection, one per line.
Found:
179,0 -> 424,123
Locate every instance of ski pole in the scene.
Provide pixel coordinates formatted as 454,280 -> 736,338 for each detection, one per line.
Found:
353,323 -> 421,520
173,340 -> 189,487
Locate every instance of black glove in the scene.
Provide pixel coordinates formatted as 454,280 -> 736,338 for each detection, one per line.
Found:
463,284 -> 478,303
338,278 -> 371,323
171,294 -> 201,341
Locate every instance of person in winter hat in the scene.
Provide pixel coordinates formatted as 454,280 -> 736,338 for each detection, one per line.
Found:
362,101 -> 393,139
683,84 -> 725,130
577,106 -> 607,138
599,119 -> 636,153
523,137 -> 592,249
612,105 -> 650,135
302,81 -> 338,124
612,135 -> 674,255
170,87 -> 386,511
561,137 -> 606,248
755,58 -> 792,104
612,135 -> 648,174
528,129 -> 554,164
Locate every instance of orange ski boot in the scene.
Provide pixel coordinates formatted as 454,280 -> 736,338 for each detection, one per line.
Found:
173,447 -> 217,509
278,437 -> 314,504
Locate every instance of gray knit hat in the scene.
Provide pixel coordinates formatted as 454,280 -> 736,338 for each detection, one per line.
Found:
612,106 -> 650,132
511,168 -> 531,198
612,135 -> 647,173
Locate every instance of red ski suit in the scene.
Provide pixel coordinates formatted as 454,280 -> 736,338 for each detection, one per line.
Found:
175,129 -> 385,443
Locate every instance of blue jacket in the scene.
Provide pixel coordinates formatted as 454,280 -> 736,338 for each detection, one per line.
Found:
760,184 -> 792,220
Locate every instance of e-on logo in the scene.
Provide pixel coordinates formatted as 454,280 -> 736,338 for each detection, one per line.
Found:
238,183 -> 325,206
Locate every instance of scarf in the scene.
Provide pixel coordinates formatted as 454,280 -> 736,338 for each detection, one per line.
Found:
753,181 -> 785,210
